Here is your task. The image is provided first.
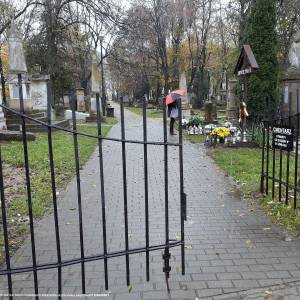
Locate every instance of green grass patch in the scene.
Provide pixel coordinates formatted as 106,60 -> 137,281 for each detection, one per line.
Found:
0,117 -> 117,255
211,148 -> 300,231
174,122 -> 206,144
126,107 -> 163,119
185,134 -> 207,144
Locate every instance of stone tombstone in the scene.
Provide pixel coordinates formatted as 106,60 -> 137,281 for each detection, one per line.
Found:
282,32 -> 300,115
0,83 -> 6,130
76,88 -> 85,112
90,96 -> 97,113
226,80 -> 237,122
30,74 -> 49,111
204,101 -> 217,124
63,95 -> 70,109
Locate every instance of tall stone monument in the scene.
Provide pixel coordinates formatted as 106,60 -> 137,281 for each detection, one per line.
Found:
282,32 -> 300,115
90,52 -> 101,117
226,80 -> 237,123
179,72 -> 190,119
7,22 -> 32,112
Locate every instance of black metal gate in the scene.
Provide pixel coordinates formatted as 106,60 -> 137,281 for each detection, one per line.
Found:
260,90 -> 300,208
0,75 -> 186,299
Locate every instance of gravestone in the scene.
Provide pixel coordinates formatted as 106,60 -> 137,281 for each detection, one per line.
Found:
226,80 -> 237,123
0,84 -> 6,130
7,22 -> 32,112
282,32 -> 300,115
30,74 -> 49,111
204,101 -> 217,124
63,95 -> 70,109
76,88 -> 85,112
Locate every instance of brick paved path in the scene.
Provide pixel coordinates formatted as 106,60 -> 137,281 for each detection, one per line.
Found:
2,105 -> 300,300
219,281 -> 300,299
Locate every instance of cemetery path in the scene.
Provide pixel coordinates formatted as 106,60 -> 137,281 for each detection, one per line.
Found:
2,104 -> 300,299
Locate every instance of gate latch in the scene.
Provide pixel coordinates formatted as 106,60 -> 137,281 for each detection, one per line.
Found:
162,250 -> 171,275
182,192 -> 187,221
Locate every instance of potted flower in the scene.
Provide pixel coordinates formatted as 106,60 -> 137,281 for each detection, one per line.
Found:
188,116 -> 202,127
210,127 -> 231,143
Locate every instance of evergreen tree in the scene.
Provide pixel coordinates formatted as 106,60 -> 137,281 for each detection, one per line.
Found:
244,0 -> 279,116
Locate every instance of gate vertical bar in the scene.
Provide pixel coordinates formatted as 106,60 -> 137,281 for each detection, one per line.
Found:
178,98 -> 185,275
272,116 -> 276,200
0,149 -> 13,300
142,97 -> 150,281
46,80 -> 62,299
18,73 -> 39,299
266,120 -> 270,195
286,92 -> 292,205
71,94 -> 86,293
279,117 -> 283,203
294,89 -> 300,209
162,98 -> 171,287
265,97 -> 270,195
95,93 -> 109,290
260,122 -> 266,193
119,96 -> 130,286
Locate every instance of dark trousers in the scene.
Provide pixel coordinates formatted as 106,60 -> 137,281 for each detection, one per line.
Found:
170,117 -> 175,134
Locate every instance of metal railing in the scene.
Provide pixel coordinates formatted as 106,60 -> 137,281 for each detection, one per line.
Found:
260,90 -> 300,209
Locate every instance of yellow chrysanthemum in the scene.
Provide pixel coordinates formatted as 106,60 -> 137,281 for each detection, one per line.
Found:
210,127 -> 231,138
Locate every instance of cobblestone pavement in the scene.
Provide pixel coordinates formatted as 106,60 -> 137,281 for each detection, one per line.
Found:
219,281 -> 300,299
1,105 -> 300,300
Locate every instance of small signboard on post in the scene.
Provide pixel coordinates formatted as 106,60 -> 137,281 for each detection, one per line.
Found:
234,45 -> 259,101
234,45 -> 259,78
272,126 -> 294,152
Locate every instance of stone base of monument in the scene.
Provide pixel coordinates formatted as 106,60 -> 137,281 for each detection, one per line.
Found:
0,112 -> 6,130
0,130 -> 36,142
226,109 -> 238,124
64,110 -> 89,121
8,99 -> 33,112
86,114 -> 97,122
6,110 -> 69,132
